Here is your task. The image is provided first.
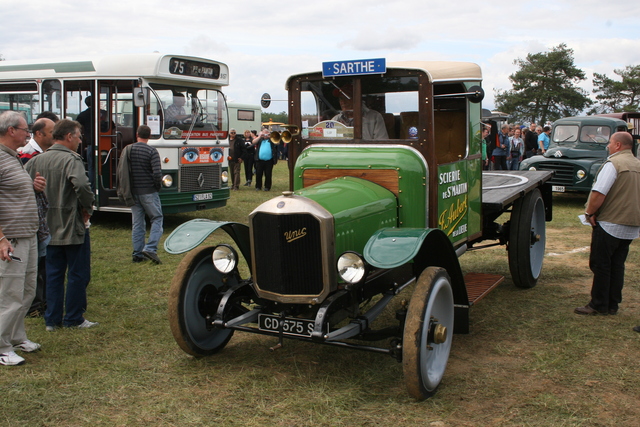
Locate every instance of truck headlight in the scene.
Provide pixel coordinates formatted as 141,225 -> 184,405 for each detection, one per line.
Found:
221,170 -> 229,183
528,166 -> 537,171
212,244 -> 237,274
337,252 -> 366,284
162,175 -> 173,187
576,169 -> 586,180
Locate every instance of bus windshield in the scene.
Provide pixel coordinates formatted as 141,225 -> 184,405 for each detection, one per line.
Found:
149,84 -> 227,140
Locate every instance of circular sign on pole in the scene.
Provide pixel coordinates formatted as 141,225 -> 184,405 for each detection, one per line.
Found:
261,93 -> 271,109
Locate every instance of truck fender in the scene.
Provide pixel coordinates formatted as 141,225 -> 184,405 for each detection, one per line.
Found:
163,219 -> 251,267
364,227 -> 468,331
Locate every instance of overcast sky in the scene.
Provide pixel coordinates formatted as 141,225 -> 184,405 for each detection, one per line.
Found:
2,0 -> 639,114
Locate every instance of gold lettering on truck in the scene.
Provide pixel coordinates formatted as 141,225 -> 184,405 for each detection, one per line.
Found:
284,228 -> 307,243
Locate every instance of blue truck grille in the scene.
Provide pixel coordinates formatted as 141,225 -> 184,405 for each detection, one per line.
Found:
535,162 -> 574,186
251,212 -> 324,296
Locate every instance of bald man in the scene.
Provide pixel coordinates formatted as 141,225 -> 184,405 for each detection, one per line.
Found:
575,132 -> 640,318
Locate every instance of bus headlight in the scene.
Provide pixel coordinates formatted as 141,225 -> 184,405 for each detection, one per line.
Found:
528,166 -> 537,171
212,244 -> 237,274
221,170 -> 229,183
162,175 -> 173,187
576,169 -> 586,180
337,252 -> 366,284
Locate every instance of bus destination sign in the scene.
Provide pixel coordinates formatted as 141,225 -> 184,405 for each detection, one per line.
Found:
322,58 -> 386,78
169,58 -> 220,80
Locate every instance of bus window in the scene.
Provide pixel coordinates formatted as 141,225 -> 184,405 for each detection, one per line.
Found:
42,80 -> 62,119
0,82 -> 39,124
150,84 -> 226,139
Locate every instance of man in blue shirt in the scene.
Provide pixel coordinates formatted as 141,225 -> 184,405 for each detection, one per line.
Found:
252,127 -> 277,191
538,125 -> 551,154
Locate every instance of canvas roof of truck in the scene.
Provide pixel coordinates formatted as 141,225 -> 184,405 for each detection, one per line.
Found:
285,61 -> 481,88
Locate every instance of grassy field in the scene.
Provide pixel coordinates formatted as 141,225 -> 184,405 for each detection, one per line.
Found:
2,162 -> 639,426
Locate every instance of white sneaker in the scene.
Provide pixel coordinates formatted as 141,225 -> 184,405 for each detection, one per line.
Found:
45,326 -> 56,332
77,319 -> 98,329
0,351 -> 26,366
13,339 -> 41,353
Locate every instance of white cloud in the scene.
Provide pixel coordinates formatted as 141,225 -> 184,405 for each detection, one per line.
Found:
2,0 -> 638,115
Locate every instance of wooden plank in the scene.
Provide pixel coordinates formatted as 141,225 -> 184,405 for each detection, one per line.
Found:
464,272 -> 505,305
303,169 -> 399,195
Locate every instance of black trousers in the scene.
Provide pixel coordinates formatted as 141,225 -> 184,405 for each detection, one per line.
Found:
588,224 -> 632,312
244,155 -> 254,182
255,159 -> 273,190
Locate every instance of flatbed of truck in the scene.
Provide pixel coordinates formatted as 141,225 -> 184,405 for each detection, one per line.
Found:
482,170 -> 553,213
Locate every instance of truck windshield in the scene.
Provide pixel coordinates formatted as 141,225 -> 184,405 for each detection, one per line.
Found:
552,125 -> 579,143
580,125 -> 610,144
299,75 -> 419,140
149,84 -> 227,139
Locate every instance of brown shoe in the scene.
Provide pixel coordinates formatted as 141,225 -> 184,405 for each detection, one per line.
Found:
574,305 -> 607,315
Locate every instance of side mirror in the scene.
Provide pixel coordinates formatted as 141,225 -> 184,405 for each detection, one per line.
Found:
261,93 -> 271,109
467,85 -> 484,104
133,87 -> 150,107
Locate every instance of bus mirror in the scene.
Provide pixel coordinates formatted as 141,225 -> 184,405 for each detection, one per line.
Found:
134,87 -> 150,107
467,85 -> 484,104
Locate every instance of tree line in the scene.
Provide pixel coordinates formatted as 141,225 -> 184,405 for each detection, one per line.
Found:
494,43 -> 640,125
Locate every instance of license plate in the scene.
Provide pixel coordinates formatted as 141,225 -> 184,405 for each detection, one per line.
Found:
192,192 -> 213,201
258,314 -> 315,338
552,185 -> 565,192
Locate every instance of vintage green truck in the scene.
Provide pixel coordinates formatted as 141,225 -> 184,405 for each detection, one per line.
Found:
164,59 -> 553,400
520,114 -> 637,193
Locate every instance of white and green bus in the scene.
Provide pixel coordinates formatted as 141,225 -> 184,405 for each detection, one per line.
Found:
0,53 -> 232,213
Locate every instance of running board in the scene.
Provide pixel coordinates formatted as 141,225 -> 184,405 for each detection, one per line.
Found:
464,273 -> 504,305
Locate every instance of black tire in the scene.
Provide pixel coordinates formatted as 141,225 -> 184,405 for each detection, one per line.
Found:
508,188 -> 546,288
168,246 -> 239,357
403,267 -> 455,400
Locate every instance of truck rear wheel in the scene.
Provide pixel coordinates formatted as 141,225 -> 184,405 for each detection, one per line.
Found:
403,267 -> 454,400
508,188 -> 546,288
168,246 -> 238,357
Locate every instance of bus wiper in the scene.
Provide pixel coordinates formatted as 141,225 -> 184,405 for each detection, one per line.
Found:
183,96 -> 199,145
560,134 -> 574,142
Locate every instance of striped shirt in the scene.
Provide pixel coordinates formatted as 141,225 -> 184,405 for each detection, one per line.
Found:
130,142 -> 161,195
0,144 -> 39,238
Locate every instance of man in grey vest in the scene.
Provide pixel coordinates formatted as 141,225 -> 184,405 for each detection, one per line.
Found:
575,132 -> 640,322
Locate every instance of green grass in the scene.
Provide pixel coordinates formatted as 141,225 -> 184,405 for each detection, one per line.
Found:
2,166 -> 639,426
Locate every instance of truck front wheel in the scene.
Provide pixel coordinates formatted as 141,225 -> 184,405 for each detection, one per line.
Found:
168,246 -> 239,357
403,267 -> 454,400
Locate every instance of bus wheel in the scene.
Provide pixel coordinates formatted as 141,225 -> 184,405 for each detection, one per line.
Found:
403,267 -> 454,400
508,188 -> 546,288
168,246 -> 240,357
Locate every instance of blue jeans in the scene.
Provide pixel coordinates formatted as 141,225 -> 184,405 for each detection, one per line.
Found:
45,231 -> 91,327
131,192 -> 164,257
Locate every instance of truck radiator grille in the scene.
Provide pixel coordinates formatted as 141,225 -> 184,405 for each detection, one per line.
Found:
252,212 -> 324,296
179,164 -> 221,192
535,162 -> 574,185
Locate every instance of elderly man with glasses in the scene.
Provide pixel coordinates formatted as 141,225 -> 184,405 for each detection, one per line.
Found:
0,111 -> 47,366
